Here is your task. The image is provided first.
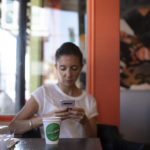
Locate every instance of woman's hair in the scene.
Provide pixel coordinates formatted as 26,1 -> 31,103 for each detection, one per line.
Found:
55,42 -> 83,66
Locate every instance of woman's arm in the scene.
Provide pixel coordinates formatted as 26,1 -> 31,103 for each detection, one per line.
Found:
81,116 -> 97,137
9,96 -> 43,135
9,96 -> 71,135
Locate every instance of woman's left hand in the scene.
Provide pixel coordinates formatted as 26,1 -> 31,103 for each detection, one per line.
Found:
68,107 -> 87,124
68,107 -> 97,137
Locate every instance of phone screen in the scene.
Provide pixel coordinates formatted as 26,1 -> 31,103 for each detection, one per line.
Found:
60,100 -> 75,107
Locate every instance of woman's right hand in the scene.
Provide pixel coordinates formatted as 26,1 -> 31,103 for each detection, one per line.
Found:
43,107 -> 70,121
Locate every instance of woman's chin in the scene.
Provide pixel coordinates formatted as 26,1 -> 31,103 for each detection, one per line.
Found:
64,82 -> 74,87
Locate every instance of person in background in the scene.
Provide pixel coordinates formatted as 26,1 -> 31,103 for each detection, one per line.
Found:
9,42 -> 98,138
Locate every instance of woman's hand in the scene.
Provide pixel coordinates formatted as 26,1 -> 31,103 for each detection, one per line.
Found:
55,107 -> 71,120
43,107 -> 87,123
68,107 -> 87,124
68,107 -> 97,137
43,107 -> 70,121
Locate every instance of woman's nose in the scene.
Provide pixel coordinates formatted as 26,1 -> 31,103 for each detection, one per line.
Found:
66,69 -> 72,77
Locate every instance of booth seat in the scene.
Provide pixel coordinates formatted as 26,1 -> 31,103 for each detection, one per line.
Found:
97,124 -> 150,150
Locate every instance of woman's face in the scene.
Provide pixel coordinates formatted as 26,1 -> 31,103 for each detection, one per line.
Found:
56,55 -> 82,88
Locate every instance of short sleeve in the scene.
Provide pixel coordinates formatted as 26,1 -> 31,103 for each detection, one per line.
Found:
87,95 -> 99,119
31,86 -> 44,114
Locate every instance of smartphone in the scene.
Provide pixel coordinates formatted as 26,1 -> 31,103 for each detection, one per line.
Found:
60,100 -> 75,107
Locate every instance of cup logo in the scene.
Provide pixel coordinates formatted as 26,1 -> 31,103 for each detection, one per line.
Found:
46,123 -> 60,141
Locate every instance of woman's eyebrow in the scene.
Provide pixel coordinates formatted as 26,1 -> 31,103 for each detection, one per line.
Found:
72,65 -> 77,66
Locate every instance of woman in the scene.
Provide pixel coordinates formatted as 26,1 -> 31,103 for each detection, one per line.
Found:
9,42 -> 98,138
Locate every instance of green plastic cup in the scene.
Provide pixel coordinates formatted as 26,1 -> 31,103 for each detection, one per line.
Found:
43,117 -> 61,144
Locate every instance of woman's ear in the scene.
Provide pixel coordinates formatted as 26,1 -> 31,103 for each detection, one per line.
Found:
80,64 -> 83,71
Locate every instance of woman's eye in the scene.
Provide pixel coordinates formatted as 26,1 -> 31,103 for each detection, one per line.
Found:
60,66 -> 66,71
71,66 -> 78,71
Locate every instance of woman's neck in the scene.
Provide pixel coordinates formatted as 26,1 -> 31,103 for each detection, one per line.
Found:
57,83 -> 82,97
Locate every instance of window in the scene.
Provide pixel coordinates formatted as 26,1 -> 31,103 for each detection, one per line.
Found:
0,0 -> 19,114
0,0 -> 87,115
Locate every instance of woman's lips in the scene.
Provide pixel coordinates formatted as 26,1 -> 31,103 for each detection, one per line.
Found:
66,80 -> 73,83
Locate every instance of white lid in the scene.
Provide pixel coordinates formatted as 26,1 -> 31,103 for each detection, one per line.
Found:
42,117 -> 61,121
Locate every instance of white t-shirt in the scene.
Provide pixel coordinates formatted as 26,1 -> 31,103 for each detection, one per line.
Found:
32,84 -> 98,138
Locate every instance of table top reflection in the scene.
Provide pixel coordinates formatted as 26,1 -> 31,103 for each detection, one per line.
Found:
9,138 -> 103,150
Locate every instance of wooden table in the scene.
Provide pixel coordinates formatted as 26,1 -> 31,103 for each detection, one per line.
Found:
9,138 -> 103,150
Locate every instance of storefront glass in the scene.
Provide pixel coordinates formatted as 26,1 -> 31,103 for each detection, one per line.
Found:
0,0 -> 87,115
